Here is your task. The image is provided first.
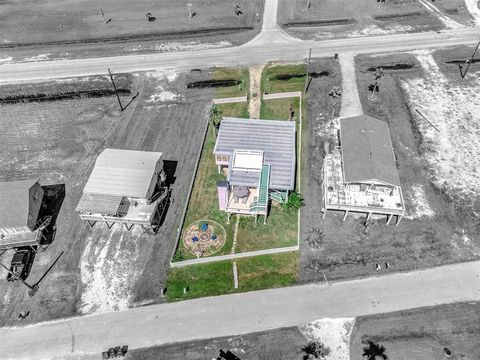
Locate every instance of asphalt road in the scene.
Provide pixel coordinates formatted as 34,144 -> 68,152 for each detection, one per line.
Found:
0,26 -> 479,83
1,260 -> 479,359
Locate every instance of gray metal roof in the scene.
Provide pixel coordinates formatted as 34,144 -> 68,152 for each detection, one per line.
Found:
340,115 -> 401,187
214,118 -> 296,190
0,179 -> 38,229
81,148 -> 162,199
76,193 -> 124,216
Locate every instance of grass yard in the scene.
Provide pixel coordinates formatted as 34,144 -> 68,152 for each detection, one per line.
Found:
165,261 -> 235,301
350,302 -> 480,360
166,252 -> 298,301
212,68 -> 250,99
174,72 -> 251,261
261,64 -> 307,94
236,252 -> 298,291
175,123 -> 235,261
215,102 -> 250,118
235,206 -> 298,253
0,0 -> 264,45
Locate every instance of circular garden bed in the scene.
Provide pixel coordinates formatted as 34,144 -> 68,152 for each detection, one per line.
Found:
183,220 -> 226,257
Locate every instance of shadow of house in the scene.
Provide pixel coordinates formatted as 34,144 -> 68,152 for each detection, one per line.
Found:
38,184 -> 66,248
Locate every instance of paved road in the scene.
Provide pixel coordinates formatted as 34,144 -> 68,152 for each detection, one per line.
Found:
1,261 -> 479,359
0,26 -> 479,83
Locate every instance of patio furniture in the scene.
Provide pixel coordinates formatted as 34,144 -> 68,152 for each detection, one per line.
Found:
201,223 -> 208,231
233,186 -> 249,198
211,234 -> 217,241
192,236 -> 199,242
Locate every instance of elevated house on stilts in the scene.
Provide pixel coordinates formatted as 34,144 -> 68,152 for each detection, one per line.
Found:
322,115 -> 405,225
214,118 -> 296,224
76,148 -> 170,233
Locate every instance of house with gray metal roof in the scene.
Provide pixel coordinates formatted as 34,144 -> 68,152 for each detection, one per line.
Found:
213,118 -> 296,223
0,179 -> 51,250
75,148 -> 170,232
322,115 -> 405,225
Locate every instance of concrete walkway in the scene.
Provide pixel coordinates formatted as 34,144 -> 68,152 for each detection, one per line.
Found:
1,261 -> 479,359
171,245 -> 298,267
339,52 -> 363,118
249,64 -> 264,118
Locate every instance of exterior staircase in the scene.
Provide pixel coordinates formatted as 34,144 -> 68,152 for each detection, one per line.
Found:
249,165 -> 270,214
269,189 -> 288,203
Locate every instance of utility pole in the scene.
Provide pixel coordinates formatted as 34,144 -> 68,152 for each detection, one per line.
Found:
459,39 -> 480,79
187,3 -> 193,18
100,9 -> 112,24
304,48 -> 312,93
306,0 -> 312,11
108,68 -> 124,111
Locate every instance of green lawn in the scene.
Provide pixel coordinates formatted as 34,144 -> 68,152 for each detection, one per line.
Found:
166,252 -> 298,301
175,123 -> 234,261
261,64 -> 306,94
213,67 -> 250,98
236,252 -> 298,291
260,98 -> 300,121
216,102 -> 249,118
166,261 -> 235,301
236,206 -> 298,253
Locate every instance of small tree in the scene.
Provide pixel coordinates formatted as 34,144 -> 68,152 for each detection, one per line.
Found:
172,250 -> 185,262
282,192 -> 304,212
210,105 -> 223,138
302,340 -> 331,360
362,341 -> 387,360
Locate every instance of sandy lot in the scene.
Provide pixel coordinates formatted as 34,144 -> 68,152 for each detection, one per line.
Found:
299,50 -> 480,284
278,0 -> 475,39
0,70 -> 213,325
0,0 -> 264,45
350,302 -> 480,360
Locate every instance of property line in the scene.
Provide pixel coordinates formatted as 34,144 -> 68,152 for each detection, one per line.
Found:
212,95 -> 248,104
170,245 -> 299,267
171,103 -> 212,259
232,261 -> 239,289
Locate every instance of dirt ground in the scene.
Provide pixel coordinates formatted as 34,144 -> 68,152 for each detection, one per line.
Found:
130,326 -> 307,360
278,0 -> 474,39
0,0 -> 264,63
350,302 -> 480,360
0,69 -> 214,325
0,0 -> 263,45
299,49 -> 480,284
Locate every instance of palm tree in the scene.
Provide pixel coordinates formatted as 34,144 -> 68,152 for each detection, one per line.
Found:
302,340 -> 330,360
362,341 -> 387,360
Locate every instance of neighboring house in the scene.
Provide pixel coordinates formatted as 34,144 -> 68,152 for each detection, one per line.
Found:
0,179 -> 50,251
76,148 -> 170,232
322,115 -> 405,225
214,118 -> 296,224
